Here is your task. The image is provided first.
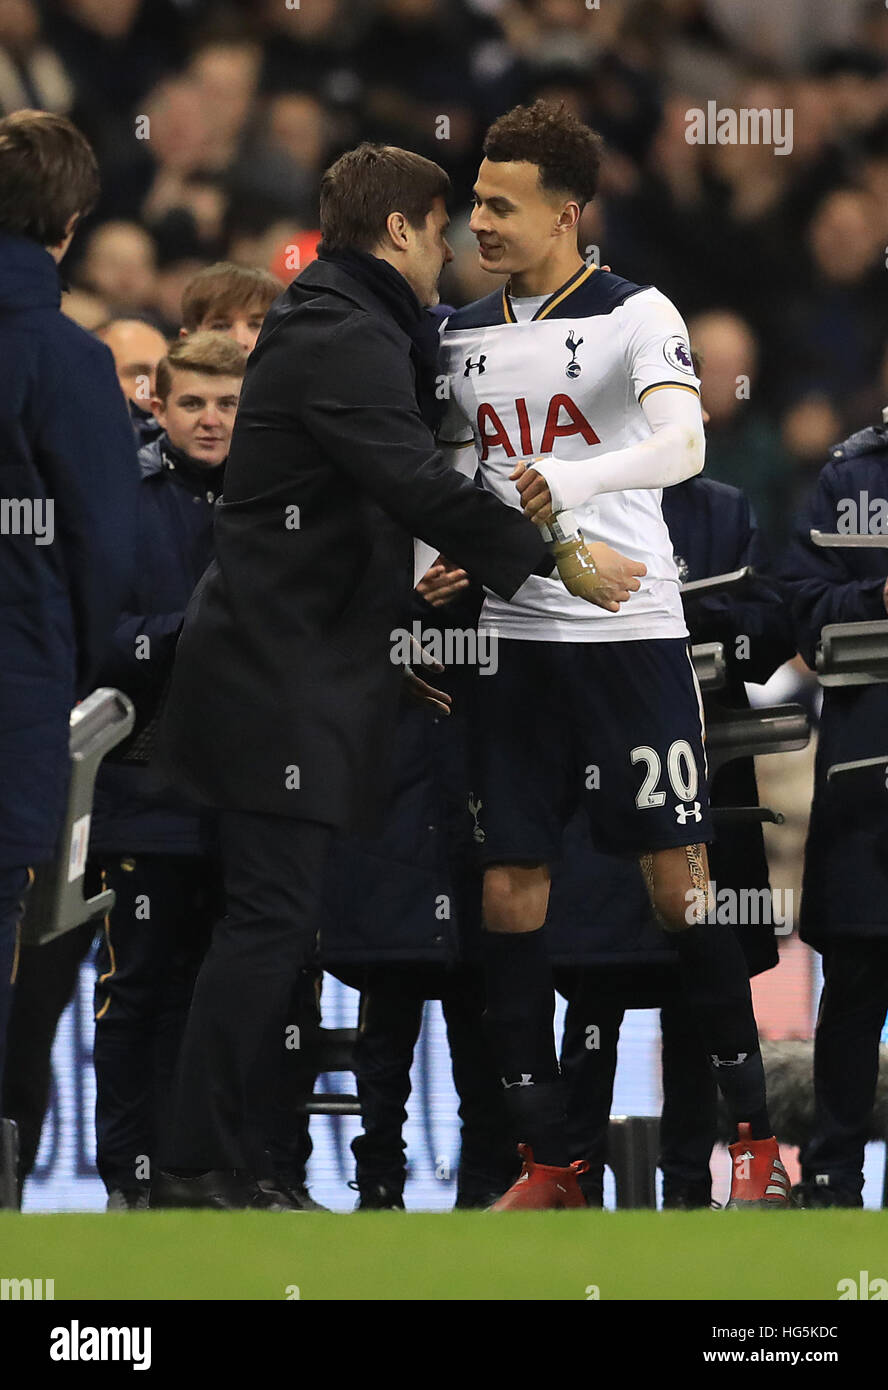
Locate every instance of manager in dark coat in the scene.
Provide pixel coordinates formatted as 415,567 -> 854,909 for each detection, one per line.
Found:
152,145 -> 563,1208
0,111 -> 138,1092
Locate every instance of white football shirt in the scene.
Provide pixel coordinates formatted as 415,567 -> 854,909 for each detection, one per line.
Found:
438,265 -> 702,642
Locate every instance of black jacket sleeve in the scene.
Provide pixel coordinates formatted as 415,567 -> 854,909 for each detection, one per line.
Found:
300,312 -> 554,600
778,462 -> 888,668
687,494 -> 796,684
33,334 -> 141,692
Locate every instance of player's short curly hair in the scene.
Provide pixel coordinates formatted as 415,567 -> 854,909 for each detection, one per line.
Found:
482,101 -> 603,207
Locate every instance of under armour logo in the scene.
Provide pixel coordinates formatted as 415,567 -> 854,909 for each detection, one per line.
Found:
675,801 -> 702,824
565,331 -> 583,379
502,1074 -> 533,1089
464,356 -> 486,376
710,1052 -> 748,1067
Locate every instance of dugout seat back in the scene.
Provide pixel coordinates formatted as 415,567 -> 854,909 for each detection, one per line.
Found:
704,704 -> 811,781
816,620 -> 888,687
811,531 -> 888,789
295,1029 -> 361,1116
690,641 -> 725,692
20,689 -> 134,947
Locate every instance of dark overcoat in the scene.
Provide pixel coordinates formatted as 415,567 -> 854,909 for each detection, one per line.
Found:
157,259 -> 551,829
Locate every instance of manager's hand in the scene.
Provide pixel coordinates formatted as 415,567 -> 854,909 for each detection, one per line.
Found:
403,634 -> 452,716
417,556 -> 470,607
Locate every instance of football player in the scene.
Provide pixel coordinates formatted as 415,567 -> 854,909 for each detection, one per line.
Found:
438,101 -> 790,1209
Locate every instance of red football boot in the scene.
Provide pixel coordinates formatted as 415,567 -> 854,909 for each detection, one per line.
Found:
726,1124 -> 794,1208
489,1145 -> 589,1211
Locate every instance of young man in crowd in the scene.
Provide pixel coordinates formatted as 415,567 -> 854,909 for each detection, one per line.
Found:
87,332 -> 247,1209
179,261 -> 282,351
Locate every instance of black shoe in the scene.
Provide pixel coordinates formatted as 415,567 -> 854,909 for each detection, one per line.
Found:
106,1188 -> 149,1211
150,1168 -> 305,1211
791,1177 -> 863,1209
254,1177 -> 327,1211
150,1169 -> 251,1210
662,1180 -> 713,1211
350,1180 -> 404,1210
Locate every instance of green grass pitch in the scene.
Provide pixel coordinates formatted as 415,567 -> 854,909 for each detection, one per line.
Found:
2,1210 -> 887,1300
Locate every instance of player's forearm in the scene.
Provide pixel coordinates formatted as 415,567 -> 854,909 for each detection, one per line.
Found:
531,391 -> 705,510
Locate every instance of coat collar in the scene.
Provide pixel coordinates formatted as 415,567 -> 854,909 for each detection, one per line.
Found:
290,257 -> 410,327
0,231 -> 62,312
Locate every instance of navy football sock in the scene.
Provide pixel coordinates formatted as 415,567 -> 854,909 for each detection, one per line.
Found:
481,927 -> 568,1167
671,920 -> 771,1139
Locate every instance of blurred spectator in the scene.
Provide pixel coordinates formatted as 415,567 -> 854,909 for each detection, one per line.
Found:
152,258 -> 209,338
59,284 -> 108,330
228,91 -> 330,226
774,189 -> 888,418
96,315 -> 169,444
781,394 -> 844,517
688,310 -> 788,545
187,37 -> 261,173
137,77 -> 219,229
703,0 -> 870,67
97,316 -> 168,404
77,219 -> 157,314
257,0 -> 364,114
359,0 -> 482,201
0,0 -> 76,118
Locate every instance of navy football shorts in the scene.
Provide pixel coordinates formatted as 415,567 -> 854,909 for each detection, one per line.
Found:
468,636 -> 712,864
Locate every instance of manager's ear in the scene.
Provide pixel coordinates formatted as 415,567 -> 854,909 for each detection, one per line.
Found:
383,209 -> 410,252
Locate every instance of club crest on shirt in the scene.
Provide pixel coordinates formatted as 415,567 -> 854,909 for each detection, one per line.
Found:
663,336 -> 694,374
565,331 -> 583,378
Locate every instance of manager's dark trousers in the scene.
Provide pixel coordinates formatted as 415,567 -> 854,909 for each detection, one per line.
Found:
160,811 -> 333,1174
